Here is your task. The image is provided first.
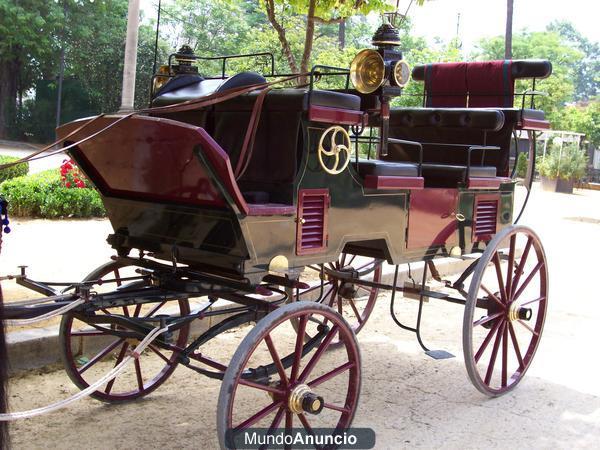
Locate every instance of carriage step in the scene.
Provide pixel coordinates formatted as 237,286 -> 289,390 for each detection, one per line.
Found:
425,349 -> 455,360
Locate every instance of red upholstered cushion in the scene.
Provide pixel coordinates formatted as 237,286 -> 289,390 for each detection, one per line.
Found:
467,60 -> 514,107
424,62 -> 468,107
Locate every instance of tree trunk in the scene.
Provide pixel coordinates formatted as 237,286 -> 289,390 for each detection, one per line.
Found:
0,58 -> 19,140
505,0 -> 513,59
264,0 -> 298,74
338,19 -> 346,50
300,0 -> 316,79
120,0 -> 141,112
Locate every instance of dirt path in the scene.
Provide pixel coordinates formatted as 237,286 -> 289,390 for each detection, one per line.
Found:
3,186 -> 600,449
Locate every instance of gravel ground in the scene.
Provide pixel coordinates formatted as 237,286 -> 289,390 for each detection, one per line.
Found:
2,184 -> 600,449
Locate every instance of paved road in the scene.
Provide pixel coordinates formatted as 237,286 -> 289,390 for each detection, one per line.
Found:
0,146 -> 64,175
2,185 -> 600,449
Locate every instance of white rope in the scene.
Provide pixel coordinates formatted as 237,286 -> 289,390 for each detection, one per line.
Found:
5,298 -> 86,326
0,325 -> 167,421
6,294 -> 75,308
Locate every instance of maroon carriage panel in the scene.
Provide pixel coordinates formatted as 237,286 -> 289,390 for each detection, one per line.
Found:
296,189 -> 330,255
407,189 -> 459,249
57,115 -> 251,215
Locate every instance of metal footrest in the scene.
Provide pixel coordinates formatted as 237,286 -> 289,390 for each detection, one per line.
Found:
425,349 -> 455,360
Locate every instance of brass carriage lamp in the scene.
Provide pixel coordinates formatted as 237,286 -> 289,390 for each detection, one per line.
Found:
350,22 -> 410,156
172,44 -> 199,75
152,44 -> 200,95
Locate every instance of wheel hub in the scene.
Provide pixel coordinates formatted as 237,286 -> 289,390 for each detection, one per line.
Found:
337,267 -> 359,299
507,301 -> 532,322
288,384 -> 324,415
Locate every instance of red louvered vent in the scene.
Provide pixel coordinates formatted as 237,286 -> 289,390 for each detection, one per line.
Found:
296,189 -> 329,255
473,196 -> 499,241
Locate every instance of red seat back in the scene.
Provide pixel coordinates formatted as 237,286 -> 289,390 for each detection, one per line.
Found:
466,60 -> 514,107
423,62 -> 468,107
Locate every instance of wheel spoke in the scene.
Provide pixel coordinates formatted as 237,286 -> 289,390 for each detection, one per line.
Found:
133,303 -> 143,318
474,318 -> 503,363
113,269 -> 122,286
134,358 -> 144,391
239,379 -> 285,396
492,252 -> 507,303
508,322 -> 525,370
290,316 -> 308,383
264,333 -> 289,387
473,311 -> 503,328
308,361 -> 354,388
501,322 -> 508,388
234,400 -> 283,432
300,282 -> 333,298
357,285 -> 372,294
347,298 -> 363,324
105,342 -> 129,394
510,237 -> 533,299
79,338 -> 125,375
285,410 -> 293,431
319,285 -> 335,305
148,344 -> 171,364
122,306 -> 130,317
520,295 -> 546,307
347,254 -> 357,266
298,325 -> 340,383
298,413 -> 315,436
512,261 -> 544,302
484,320 -> 506,385
505,235 -> 516,298
144,301 -> 167,318
323,402 -> 350,414
263,406 -> 285,449
516,319 -> 539,336
355,261 -> 376,271
480,284 -> 505,309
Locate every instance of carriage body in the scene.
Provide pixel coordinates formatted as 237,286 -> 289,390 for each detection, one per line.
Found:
57,66 -> 542,286
2,32 -> 553,443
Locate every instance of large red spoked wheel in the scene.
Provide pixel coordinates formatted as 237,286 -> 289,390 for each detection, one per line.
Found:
296,253 -> 382,337
59,261 -> 190,403
463,225 -> 548,396
217,302 -> 361,449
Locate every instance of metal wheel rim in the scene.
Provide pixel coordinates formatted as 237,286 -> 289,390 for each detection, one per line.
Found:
463,225 -> 548,396
217,302 -> 361,449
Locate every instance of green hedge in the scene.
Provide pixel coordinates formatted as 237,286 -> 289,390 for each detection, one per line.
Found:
0,155 -> 29,183
0,169 -> 105,218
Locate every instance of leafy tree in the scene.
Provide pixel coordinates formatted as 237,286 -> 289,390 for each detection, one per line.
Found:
547,21 -> 599,101
260,0 -> 391,76
554,101 -> 600,148
0,0 -> 63,138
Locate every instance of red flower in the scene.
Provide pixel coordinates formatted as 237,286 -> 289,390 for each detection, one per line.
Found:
66,182 -> 71,188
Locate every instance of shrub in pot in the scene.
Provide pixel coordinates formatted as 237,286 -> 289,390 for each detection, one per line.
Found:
537,143 -> 587,194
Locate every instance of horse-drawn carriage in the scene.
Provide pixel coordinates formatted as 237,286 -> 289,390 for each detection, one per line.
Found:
1,22 -> 551,448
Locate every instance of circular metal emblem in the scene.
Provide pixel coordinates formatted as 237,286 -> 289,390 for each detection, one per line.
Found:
318,126 -> 353,175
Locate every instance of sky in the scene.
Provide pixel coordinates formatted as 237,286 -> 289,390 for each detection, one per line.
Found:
407,0 -> 599,54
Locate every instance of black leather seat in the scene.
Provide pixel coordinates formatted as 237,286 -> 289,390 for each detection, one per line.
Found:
357,159 -> 419,178
152,72 -> 267,107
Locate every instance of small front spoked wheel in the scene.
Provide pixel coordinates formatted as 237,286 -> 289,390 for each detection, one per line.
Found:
463,225 -> 548,396
59,260 -> 191,403
217,302 -> 361,449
